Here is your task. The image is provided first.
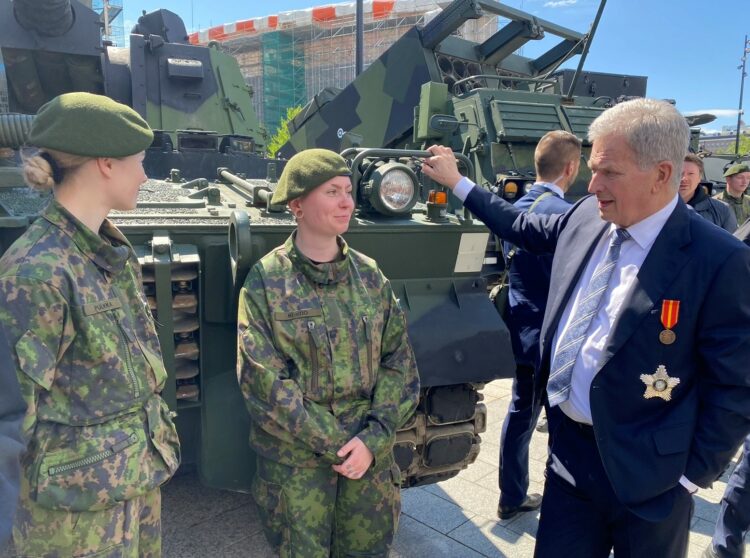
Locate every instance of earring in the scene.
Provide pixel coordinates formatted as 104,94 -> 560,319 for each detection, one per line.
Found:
295,211 -> 303,219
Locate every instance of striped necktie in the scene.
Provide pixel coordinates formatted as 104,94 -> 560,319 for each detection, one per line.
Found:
547,227 -> 631,407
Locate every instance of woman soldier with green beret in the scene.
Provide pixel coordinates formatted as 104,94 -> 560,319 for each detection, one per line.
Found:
0,92 -> 180,557
237,148 -> 420,557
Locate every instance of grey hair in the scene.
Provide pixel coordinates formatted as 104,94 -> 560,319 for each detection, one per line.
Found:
588,98 -> 689,187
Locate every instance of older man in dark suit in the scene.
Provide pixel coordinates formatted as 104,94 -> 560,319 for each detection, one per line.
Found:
422,98 -> 750,557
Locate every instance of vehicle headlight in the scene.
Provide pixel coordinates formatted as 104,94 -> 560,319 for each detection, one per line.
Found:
366,162 -> 419,216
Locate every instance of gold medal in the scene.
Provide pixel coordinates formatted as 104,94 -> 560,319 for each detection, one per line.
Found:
640,365 -> 680,401
659,329 -> 676,345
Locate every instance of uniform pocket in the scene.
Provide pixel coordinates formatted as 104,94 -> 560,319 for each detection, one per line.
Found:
251,473 -> 287,550
33,413 -> 172,512
16,329 -> 57,390
358,313 -> 382,398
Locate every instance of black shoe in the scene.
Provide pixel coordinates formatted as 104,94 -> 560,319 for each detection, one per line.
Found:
498,493 -> 543,520
701,545 -> 719,558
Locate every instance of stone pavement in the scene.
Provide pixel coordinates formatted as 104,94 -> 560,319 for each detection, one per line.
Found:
2,378 -> 747,557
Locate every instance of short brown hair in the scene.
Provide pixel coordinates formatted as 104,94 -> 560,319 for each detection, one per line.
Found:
535,130 -> 582,179
684,153 -> 704,174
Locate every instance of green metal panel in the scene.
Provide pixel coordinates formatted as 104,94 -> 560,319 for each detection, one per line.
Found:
561,105 -> 606,142
416,82 -> 449,141
489,100 -> 566,141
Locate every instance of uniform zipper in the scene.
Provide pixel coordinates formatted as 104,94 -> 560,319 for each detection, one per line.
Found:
362,316 -> 372,388
307,321 -> 320,393
117,323 -> 141,399
47,433 -> 138,476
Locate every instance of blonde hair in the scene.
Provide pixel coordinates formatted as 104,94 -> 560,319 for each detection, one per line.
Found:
22,149 -> 92,191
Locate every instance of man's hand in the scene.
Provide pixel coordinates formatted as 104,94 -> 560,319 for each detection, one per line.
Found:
421,145 -> 463,190
332,436 -> 374,480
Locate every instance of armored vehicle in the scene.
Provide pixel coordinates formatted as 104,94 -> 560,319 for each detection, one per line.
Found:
0,0 -> 533,490
0,0 -> 270,179
280,0 -> 629,206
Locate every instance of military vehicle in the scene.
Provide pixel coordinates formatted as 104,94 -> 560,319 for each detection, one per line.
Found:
0,0 -> 270,180
279,0 -> 625,205
0,0 -> 528,490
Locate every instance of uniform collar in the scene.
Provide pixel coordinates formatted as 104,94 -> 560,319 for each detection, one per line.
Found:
722,190 -> 746,204
43,199 -> 131,274
285,231 -> 350,285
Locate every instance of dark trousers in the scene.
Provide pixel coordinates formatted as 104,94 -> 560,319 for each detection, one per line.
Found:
534,413 -> 693,558
499,363 -> 542,507
712,434 -> 750,557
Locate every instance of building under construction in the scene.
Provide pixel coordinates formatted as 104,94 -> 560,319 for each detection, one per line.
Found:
190,1 -> 499,132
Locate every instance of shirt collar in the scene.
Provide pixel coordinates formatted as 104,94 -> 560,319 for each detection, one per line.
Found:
610,194 -> 679,251
285,231 -> 350,285
42,199 -> 131,274
534,181 -> 565,199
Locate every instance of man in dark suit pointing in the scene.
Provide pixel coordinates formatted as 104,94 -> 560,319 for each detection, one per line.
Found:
422,98 -> 750,557
497,130 -> 580,521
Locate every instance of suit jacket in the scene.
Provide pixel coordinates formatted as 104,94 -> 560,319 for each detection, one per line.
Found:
505,185 -> 572,367
0,324 -> 26,547
466,186 -> 750,518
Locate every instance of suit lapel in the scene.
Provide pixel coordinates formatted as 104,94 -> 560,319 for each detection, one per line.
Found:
598,201 -> 693,367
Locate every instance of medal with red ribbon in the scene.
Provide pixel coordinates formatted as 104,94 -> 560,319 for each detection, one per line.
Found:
659,299 -> 680,345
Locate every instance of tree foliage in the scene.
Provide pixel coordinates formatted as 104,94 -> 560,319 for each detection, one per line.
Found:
717,134 -> 750,156
266,106 -> 303,158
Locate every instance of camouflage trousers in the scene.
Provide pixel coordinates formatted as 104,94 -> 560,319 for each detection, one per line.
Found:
12,474 -> 161,558
252,455 -> 402,558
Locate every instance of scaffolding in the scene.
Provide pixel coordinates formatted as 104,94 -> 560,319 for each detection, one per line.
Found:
92,0 -> 125,47
193,1 -> 498,132
262,31 -> 307,132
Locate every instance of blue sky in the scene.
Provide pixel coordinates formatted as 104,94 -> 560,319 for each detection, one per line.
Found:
123,0 -> 750,133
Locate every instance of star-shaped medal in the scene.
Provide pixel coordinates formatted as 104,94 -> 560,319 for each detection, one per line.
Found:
639,365 -> 680,401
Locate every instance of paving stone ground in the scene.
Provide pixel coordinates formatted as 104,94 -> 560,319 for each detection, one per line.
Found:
2,378 -> 747,557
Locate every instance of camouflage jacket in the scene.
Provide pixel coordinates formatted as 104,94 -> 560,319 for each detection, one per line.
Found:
237,233 -> 419,468
714,190 -> 750,227
0,200 -> 180,512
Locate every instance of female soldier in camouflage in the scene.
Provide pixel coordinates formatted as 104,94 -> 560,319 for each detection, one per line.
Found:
237,149 -> 420,557
0,92 -> 180,557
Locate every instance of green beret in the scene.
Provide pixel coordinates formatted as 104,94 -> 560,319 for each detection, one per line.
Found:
271,149 -> 351,205
723,163 -> 750,177
28,92 -> 153,158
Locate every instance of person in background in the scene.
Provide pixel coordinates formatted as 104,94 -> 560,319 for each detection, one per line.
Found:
0,92 -> 180,557
498,130 -> 581,520
0,324 -> 26,548
714,163 -> 750,227
421,98 -> 750,558
679,153 -> 736,232
237,148 -> 420,557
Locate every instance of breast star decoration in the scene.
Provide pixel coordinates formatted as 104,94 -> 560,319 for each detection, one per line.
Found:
639,365 -> 680,401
